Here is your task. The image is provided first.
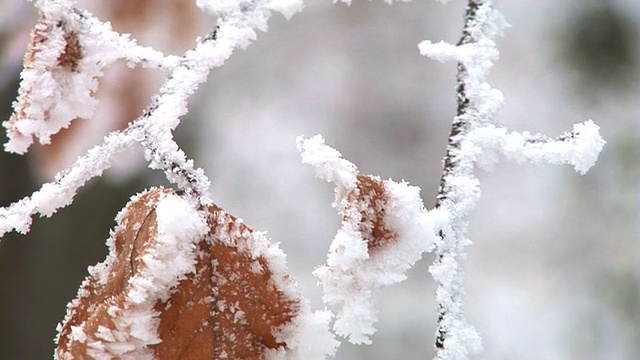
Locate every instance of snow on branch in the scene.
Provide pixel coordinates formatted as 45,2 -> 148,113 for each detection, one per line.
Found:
418,1 -> 605,359
1,0 -> 607,358
298,135 -> 439,344
465,120 -> 606,174
0,131 -> 137,236
1,0 -> 304,238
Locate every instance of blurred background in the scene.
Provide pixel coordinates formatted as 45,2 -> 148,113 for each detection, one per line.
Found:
1,0 -> 639,358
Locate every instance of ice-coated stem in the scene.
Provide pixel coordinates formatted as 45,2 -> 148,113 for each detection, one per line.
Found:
425,0 -> 604,357
432,0 -> 498,358
1,0 -> 304,238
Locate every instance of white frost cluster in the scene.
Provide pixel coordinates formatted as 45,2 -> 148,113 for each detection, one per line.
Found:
197,0 -> 303,20
268,307 -> 339,360
298,135 -> 439,344
419,4 -> 508,126
464,120 -> 606,174
297,134 -> 358,192
3,0 -> 304,236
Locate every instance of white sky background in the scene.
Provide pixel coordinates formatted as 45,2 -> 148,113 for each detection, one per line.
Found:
194,1 -> 640,359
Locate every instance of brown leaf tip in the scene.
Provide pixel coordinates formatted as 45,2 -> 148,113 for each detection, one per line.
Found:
24,19 -> 83,73
58,28 -> 83,72
347,175 -> 396,252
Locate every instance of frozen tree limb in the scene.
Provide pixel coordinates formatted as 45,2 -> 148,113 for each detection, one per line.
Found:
464,120 -> 606,174
419,1 -> 605,359
1,0 -> 304,237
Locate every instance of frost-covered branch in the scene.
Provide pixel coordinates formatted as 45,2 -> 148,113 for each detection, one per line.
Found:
0,130 -> 136,236
464,120 -> 605,174
420,2 -> 506,357
419,1 -> 604,359
1,0 -> 303,237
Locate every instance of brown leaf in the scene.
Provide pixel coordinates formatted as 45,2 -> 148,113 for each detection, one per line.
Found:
5,18 -> 82,141
345,175 -> 396,252
5,18 -> 87,155
57,28 -> 82,72
56,188 -> 301,359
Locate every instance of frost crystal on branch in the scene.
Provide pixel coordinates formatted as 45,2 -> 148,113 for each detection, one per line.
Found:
465,120 -> 606,174
419,1 -> 605,359
1,0 -> 306,236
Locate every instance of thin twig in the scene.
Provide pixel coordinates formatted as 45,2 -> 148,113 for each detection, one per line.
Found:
434,0 -> 484,353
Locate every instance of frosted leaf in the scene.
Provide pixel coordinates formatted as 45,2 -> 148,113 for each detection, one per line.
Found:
55,189 -> 210,359
317,175 -> 437,344
4,14 -> 124,154
300,136 -> 437,344
56,188 -> 338,359
55,189 -> 175,359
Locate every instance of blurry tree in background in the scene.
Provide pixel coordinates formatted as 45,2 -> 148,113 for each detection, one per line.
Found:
0,0 -> 638,359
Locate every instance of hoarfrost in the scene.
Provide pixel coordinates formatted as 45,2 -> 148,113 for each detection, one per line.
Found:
268,308 -> 339,360
2,0 -> 297,236
2,0 -> 608,359
299,135 -> 439,344
127,194 -> 207,304
419,1 -> 605,359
